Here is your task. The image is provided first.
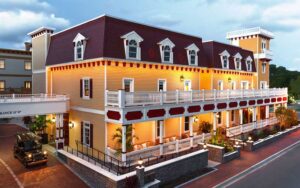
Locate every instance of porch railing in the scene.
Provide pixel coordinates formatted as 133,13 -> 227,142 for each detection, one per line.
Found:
106,88 -> 287,108
0,93 -> 69,103
226,117 -> 278,137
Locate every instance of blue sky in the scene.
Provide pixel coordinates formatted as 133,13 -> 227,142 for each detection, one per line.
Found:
0,0 -> 300,70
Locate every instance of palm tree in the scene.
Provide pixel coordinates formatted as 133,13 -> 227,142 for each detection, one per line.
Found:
112,125 -> 138,154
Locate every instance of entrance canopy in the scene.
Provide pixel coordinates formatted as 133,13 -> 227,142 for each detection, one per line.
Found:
0,94 -> 69,118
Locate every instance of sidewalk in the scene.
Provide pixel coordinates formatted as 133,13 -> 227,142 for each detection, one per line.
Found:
183,127 -> 300,188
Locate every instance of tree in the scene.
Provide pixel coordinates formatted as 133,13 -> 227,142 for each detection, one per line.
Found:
29,115 -> 52,134
112,125 -> 138,154
275,106 -> 298,129
289,76 -> 300,99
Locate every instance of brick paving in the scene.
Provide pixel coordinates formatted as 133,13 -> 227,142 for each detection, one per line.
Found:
0,124 -> 88,188
184,127 -> 300,188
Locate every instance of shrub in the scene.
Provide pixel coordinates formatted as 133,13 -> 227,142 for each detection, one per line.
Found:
198,121 -> 213,133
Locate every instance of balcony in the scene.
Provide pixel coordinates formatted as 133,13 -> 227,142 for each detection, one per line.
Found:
105,88 -> 287,124
0,94 -> 69,118
254,49 -> 273,60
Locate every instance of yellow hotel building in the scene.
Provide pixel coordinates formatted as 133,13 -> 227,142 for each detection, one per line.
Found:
28,15 -> 286,173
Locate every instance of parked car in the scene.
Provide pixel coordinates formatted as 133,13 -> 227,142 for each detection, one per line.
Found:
13,132 -> 48,167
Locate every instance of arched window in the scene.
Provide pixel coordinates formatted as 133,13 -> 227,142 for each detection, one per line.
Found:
189,50 -> 196,65
163,45 -> 171,62
128,40 -> 138,58
76,41 -> 83,60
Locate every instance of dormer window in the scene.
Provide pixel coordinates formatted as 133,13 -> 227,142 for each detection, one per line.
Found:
234,53 -> 242,70
219,50 -> 230,69
246,56 -> 253,71
158,38 -> 175,63
73,33 -> 87,61
185,43 -> 199,66
121,31 -> 143,60
128,40 -> 138,58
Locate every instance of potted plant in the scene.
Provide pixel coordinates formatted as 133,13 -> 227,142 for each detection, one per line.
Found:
112,125 -> 138,155
198,121 -> 213,134
29,115 -> 52,144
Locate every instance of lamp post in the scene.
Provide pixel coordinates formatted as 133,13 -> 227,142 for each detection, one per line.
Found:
136,157 -> 145,187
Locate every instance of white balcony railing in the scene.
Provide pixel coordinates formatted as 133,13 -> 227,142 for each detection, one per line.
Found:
226,27 -> 275,39
0,93 -> 69,103
254,49 -> 273,60
226,117 -> 278,137
106,88 -> 287,108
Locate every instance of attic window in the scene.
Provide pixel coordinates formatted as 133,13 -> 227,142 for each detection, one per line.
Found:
234,53 -> 242,70
219,50 -> 230,69
121,31 -> 143,60
158,38 -> 175,63
73,33 -> 87,61
185,43 -> 199,66
246,56 -> 253,71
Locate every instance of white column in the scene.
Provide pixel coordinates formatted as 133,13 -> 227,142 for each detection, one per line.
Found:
121,125 -> 127,162
213,113 -> 217,134
189,117 -> 194,147
55,114 -> 59,149
266,105 -> 270,119
226,111 -> 230,128
55,114 -> 64,150
253,107 -> 257,129
159,120 -> 164,156
239,109 -> 243,133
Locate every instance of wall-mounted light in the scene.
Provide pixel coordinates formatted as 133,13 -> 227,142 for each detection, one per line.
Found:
69,121 -> 74,129
194,116 -> 199,123
228,77 -> 232,84
180,75 -> 185,82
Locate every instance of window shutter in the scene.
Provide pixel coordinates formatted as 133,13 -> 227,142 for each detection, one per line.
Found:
89,79 -> 93,98
90,124 -> 93,148
81,121 -> 83,143
80,79 -> 83,98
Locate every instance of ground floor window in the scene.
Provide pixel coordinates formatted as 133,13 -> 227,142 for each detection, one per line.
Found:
0,80 -> 4,91
184,117 -> 190,132
83,122 -> 90,146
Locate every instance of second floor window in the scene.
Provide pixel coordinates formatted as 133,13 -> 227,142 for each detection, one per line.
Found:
80,78 -> 93,99
0,60 -> 4,69
163,46 -> 171,62
128,40 -> 138,58
73,33 -> 87,61
24,62 -> 31,70
189,50 -> 196,65
262,62 -> 266,73
76,41 -> 83,60
0,81 -> 4,91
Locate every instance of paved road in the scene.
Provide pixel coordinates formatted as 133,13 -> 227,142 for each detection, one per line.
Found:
229,142 -> 300,188
0,124 -> 88,188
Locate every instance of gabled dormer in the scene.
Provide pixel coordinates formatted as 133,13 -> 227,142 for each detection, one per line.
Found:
185,43 -> 199,66
234,53 -> 242,70
219,50 -> 230,69
246,56 -> 253,71
121,31 -> 143,60
157,38 -> 175,63
73,33 -> 88,61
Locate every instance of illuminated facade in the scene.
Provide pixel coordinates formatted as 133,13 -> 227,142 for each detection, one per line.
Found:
29,15 -> 287,163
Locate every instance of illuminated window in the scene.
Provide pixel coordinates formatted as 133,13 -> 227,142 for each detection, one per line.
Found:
184,116 -> 190,132
0,81 -> 5,91
81,78 -> 90,99
0,60 -> 4,69
121,31 -> 143,60
83,122 -> 90,146
24,81 -> 31,89
185,43 -> 199,66
24,62 -> 31,70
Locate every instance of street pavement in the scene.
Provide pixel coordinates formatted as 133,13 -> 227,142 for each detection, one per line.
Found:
229,142 -> 300,188
0,124 -> 88,188
183,125 -> 300,188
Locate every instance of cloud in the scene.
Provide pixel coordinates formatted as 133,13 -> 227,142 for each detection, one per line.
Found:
147,14 -> 181,27
0,0 -> 70,49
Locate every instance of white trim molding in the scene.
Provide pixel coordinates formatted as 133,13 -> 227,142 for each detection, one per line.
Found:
121,31 -> 143,61
158,38 -> 175,64
234,53 -> 242,70
220,50 -> 230,69
185,43 -> 199,66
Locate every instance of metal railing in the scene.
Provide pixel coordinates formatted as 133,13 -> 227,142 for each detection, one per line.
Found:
106,88 -> 287,108
0,93 -> 69,103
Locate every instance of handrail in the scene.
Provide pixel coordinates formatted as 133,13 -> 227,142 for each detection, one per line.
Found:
106,88 -> 287,108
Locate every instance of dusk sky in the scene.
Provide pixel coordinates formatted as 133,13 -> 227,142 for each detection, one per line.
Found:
1,0 -> 300,70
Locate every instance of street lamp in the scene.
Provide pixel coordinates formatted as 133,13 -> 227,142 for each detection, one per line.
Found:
138,157 -> 143,167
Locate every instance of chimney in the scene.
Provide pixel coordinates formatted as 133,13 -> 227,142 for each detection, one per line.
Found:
24,42 -> 32,51
28,27 -> 55,94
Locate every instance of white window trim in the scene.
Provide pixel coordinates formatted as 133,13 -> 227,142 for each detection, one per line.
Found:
122,77 -> 134,92
73,33 -> 87,61
185,43 -> 199,66
218,80 -> 224,90
83,121 -> 91,147
219,50 -> 230,69
158,38 -> 175,64
184,79 -> 192,91
82,77 -> 91,100
121,31 -> 143,61
157,79 -> 167,91
246,56 -> 253,72
241,81 -> 249,90
234,53 -> 242,70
